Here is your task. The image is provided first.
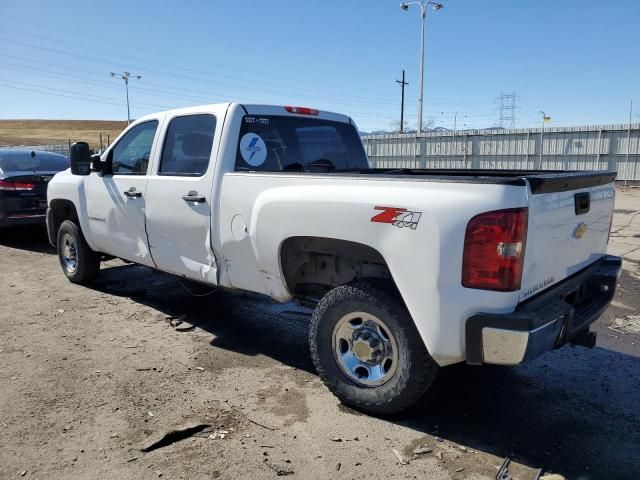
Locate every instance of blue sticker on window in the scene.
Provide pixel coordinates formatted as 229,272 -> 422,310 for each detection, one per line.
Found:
239,133 -> 267,167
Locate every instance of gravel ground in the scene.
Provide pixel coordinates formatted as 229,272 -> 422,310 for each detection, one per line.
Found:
1,188 -> 639,480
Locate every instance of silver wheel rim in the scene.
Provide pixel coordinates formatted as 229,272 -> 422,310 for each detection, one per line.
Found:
61,233 -> 78,274
332,311 -> 399,387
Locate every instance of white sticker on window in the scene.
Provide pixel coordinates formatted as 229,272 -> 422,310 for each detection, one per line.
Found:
239,133 -> 267,167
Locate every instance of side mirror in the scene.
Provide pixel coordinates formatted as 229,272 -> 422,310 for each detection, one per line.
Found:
90,153 -> 106,175
69,142 -> 92,176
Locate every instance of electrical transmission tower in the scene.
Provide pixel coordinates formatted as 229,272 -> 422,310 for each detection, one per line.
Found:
496,91 -> 520,129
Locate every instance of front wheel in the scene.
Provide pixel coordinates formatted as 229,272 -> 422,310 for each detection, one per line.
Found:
57,220 -> 100,284
309,281 -> 438,415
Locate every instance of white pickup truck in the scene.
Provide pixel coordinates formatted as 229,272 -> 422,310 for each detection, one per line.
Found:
46,103 -> 621,414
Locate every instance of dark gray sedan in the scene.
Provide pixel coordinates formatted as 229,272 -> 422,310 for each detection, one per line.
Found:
0,149 -> 69,227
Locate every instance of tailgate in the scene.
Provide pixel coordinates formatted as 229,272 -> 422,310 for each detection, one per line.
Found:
520,172 -> 616,300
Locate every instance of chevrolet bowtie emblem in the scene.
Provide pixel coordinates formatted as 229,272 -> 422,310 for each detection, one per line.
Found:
574,223 -> 588,239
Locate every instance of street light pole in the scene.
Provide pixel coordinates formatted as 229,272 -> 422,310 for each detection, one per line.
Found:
110,71 -> 142,124
400,1 -> 443,133
418,3 -> 426,133
626,100 -> 633,188
539,111 -> 550,169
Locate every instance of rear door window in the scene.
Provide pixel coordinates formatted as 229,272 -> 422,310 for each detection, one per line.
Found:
159,114 -> 216,176
235,115 -> 368,172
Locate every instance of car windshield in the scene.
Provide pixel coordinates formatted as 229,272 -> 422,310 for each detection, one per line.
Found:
0,152 -> 69,172
235,115 -> 368,172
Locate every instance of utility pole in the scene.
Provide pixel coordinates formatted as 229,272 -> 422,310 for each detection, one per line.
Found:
396,70 -> 409,133
400,1 -> 444,133
110,71 -> 142,124
626,100 -> 633,188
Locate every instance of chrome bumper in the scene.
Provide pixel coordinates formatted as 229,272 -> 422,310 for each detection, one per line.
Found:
466,255 -> 622,366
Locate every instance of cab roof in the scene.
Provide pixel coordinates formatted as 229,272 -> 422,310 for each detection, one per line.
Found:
134,103 -> 353,126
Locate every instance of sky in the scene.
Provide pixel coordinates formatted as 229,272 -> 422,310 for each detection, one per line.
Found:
0,0 -> 639,132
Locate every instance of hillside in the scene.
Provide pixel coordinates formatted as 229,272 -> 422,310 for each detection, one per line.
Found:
0,119 -> 128,148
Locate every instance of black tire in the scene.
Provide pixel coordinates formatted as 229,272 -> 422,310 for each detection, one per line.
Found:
56,220 -> 100,284
309,281 -> 438,415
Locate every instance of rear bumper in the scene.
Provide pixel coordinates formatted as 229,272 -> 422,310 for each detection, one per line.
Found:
465,255 -> 622,365
0,196 -> 47,227
0,211 -> 46,227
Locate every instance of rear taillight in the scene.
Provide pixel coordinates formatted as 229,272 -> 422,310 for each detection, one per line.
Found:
462,208 -> 528,291
285,106 -> 319,115
0,179 -> 35,191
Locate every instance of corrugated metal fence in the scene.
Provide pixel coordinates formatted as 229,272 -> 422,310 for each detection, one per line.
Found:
362,123 -> 640,181
7,124 -> 640,181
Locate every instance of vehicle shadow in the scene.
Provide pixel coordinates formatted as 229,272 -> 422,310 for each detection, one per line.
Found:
0,225 -> 55,254
90,262 -> 640,479
395,352 -> 640,479
89,262 -> 315,372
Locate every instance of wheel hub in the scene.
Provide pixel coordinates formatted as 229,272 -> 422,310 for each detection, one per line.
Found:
332,312 -> 399,387
352,331 -> 383,363
63,244 -> 74,259
61,233 -> 78,274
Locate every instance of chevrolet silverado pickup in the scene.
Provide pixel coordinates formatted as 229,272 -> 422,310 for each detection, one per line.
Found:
46,103 -> 621,414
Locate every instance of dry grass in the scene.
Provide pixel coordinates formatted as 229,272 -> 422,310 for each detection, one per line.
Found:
0,119 -> 128,148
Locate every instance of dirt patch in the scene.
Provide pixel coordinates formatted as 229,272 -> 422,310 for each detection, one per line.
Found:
257,384 -> 310,427
0,119 -> 126,147
1,196 -> 640,480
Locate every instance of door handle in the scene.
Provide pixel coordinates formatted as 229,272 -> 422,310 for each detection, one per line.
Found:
182,191 -> 206,203
124,187 -> 142,198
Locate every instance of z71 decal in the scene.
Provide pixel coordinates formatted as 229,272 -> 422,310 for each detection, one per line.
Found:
371,206 -> 422,230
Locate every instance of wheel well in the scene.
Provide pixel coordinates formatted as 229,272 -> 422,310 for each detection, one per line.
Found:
49,199 -> 79,246
280,237 -> 397,302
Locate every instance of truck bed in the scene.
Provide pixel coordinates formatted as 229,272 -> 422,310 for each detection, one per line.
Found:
274,168 -> 617,193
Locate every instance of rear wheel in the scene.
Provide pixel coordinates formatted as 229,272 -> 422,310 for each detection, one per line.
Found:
309,281 -> 438,415
57,220 -> 100,284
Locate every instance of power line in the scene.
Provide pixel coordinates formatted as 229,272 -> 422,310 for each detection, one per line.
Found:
0,64 -> 414,125
0,27 -> 501,130
0,32 -> 403,108
1,19 -> 400,101
0,83 -> 153,112
0,55 -> 249,103
0,78 -> 172,110
0,26 -> 501,111
0,62 -> 403,119
0,62 -> 216,105
1,58 -> 443,121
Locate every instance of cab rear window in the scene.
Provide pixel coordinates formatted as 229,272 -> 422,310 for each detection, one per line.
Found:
235,115 -> 368,172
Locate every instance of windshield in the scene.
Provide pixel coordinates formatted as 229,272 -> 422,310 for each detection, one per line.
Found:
235,115 -> 368,172
0,152 -> 69,173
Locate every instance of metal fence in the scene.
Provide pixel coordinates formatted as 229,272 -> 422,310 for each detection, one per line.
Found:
362,123 -> 640,181
6,124 -> 640,181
